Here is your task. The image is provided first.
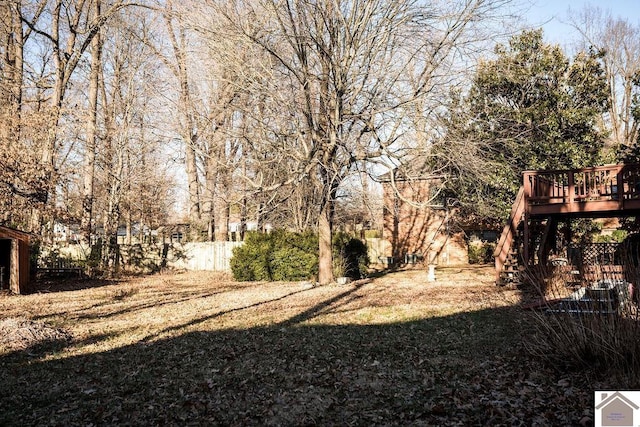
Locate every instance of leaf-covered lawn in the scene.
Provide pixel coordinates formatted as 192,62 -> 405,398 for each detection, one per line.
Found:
0,266 -> 602,425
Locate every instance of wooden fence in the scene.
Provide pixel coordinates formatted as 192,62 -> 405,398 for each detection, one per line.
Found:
48,242 -> 244,273
46,238 -> 387,274
164,242 -> 244,271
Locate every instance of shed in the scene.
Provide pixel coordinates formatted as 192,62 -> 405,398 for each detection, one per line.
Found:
0,225 -> 31,294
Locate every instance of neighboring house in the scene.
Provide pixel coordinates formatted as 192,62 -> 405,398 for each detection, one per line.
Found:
0,225 -> 31,294
53,222 -> 81,243
54,222 -> 161,245
228,221 -> 273,241
116,223 -> 158,244
379,171 -> 469,266
596,391 -> 638,427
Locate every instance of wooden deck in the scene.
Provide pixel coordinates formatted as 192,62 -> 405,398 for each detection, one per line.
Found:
524,164 -> 640,217
495,164 -> 640,282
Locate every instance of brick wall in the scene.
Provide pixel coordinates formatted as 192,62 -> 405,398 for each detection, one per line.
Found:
382,180 -> 468,265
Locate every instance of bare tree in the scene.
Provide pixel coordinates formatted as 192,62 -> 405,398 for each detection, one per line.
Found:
191,0 -> 515,283
570,6 -> 640,150
0,0 -> 49,228
80,0 -> 104,244
198,67 -> 244,242
158,0 -> 202,235
0,1 -> 204,265
18,0 -> 132,235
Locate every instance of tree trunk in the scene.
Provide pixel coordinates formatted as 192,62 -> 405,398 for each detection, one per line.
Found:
164,6 -> 201,235
318,196 -> 334,284
203,155 -> 218,241
240,193 -> 247,241
102,146 -> 124,274
81,0 -> 102,244
214,199 -> 229,242
125,211 -> 132,245
102,203 -> 120,274
185,131 -> 201,229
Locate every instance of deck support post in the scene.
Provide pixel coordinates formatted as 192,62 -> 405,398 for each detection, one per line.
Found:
564,218 -> 572,261
523,212 -> 530,267
538,217 -> 558,265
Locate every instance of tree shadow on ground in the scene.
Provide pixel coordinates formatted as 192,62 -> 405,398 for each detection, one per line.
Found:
29,282 -> 268,324
30,277 -> 120,293
0,296 -> 599,426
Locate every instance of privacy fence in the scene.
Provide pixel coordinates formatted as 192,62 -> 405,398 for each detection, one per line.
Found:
43,239 -> 386,273
42,242 -> 244,273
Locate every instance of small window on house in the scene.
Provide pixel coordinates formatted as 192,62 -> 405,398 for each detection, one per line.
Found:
429,185 -> 446,209
482,231 -> 498,242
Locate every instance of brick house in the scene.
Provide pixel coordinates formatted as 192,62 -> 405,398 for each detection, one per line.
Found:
380,172 -> 469,266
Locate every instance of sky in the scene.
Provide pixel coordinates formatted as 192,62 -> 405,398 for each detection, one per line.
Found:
526,0 -> 640,45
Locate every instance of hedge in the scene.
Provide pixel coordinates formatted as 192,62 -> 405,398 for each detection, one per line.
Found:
230,230 -> 368,281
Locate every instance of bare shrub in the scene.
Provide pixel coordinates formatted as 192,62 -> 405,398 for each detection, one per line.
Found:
524,259 -> 640,387
521,263 -> 577,299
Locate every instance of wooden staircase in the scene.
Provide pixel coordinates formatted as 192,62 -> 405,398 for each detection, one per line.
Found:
498,246 -> 522,286
494,190 -> 557,285
494,187 -> 525,285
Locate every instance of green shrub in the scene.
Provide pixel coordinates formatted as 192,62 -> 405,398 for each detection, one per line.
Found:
29,240 -> 41,273
483,242 -> 497,263
364,229 -> 382,239
231,230 -> 369,281
270,247 -> 318,281
468,242 -> 483,264
468,240 -> 495,265
593,229 -> 628,244
231,230 -> 318,281
230,232 -> 273,281
612,229 -> 628,243
333,232 -> 369,279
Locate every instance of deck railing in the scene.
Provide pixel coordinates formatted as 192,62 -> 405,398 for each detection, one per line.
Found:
523,164 -> 640,207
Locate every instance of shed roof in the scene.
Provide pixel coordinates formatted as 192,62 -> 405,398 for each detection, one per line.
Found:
0,225 -> 31,242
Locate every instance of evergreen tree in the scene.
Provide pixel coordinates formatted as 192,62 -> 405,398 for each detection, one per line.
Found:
443,29 -> 609,219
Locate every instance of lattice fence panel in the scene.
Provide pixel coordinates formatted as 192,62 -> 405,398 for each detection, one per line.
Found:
569,243 -> 621,266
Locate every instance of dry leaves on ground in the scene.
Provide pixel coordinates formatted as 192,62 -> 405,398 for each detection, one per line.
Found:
0,317 -> 72,352
0,266 -> 608,425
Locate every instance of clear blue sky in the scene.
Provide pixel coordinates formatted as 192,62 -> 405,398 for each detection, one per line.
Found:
526,0 -> 640,45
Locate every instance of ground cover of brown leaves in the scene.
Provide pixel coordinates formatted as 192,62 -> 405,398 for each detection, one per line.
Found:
0,266 -> 605,426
